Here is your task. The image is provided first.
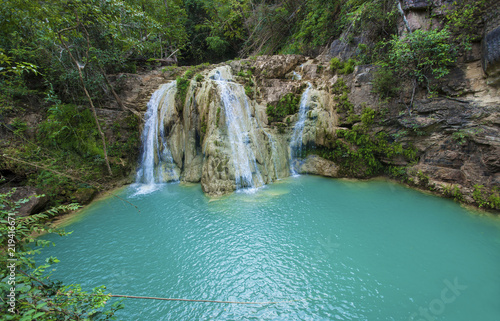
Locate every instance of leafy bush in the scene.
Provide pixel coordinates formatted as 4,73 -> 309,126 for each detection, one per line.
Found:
330,58 -> 356,75
339,58 -> 356,75
11,118 -> 27,136
441,0 -> 486,50
331,78 -> 349,95
266,93 -> 300,123
372,67 -> 399,98
330,57 -> 342,71
38,104 -> 101,157
384,29 -> 456,89
360,107 -> 376,126
314,128 -> 416,177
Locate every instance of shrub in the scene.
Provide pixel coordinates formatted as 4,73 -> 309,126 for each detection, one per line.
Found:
360,107 -> 376,126
331,78 -> 349,95
384,29 -> 456,88
372,67 -> 399,98
330,57 -> 342,71
266,93 -> 300,123
330,58 -> 356,75
339,58 -> 356,75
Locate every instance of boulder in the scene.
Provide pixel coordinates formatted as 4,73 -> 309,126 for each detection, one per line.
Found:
299,155 -> 340,177
73,187 -> 98,204
0,186 -> 48,216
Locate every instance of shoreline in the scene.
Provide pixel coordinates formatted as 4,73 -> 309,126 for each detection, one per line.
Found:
47,173 -> 498,233
49,184 -> 131,230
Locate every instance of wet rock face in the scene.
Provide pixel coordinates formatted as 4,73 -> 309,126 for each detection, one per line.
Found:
483,26 -> 500,86
298,155 -> 340,178
130,53 -> 498,207
252,55 -> 306,79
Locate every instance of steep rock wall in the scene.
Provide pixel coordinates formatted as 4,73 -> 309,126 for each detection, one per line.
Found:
129,54 -> 498,209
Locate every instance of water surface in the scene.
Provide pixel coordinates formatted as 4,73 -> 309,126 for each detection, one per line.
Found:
40,176 -> 500,320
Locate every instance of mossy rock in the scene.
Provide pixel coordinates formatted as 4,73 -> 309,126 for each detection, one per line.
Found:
73,187 -> 98,204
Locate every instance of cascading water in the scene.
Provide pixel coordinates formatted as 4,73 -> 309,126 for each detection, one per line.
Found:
292,71 -> 302,81
289,82 -> 312,175
264,131 -> 280,180
135,82 -> 179,187
212,70 -> 264,190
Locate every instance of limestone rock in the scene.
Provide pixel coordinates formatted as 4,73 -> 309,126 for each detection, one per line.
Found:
73,187 -> 98,205
253,55 -> 305,79
299,155 -> 340,177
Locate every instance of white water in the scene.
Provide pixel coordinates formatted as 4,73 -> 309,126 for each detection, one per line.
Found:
135,82 -> 179,189
213,71 -> 264,190
289,82 -> 312,175
264,131 -> 280,180
292,71 -> 302,80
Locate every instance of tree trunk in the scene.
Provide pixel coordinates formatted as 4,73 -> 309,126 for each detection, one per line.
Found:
58,25 -> 113,176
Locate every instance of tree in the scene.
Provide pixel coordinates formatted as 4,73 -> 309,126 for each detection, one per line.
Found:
380,28 -> 456,106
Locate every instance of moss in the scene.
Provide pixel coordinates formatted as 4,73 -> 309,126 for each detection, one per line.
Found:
216,107 -> 221,126
275,122 -> 287,134
331,78 -> 349,95
266,93 -> 301,123
307,128 -> 417,178
201,115 -> 207,134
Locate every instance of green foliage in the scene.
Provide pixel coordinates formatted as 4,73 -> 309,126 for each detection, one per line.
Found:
473,184 -> 489,208
11,118 -> 27,136
330,58 -> 356,75
237,69 -> 255,98
443,184 -> 463,202
330,58 -> 342,72
0,189 -> 124,319
451,128 -> 483,145
275,122 -> 287,134
176,76 -> 191,112
331,78 -> 349,95
416,170 -> 430,186
383,29 -> 456,91
452,130 -> 468,145
244,85 -> 254,98
472,185 -> 500,209
201,115 -> 207,134
266,93 -> 300,123
312,127 -> 416,177
372,67 -> 399,98
0,50 -> 38,76
336,93 -> 354,114
38,104 -> 101,157
489,190 -> 500,210
440,0 -> 486,50
216,107 -> 221,126
340,58 -> 356,75
360,107 -> 376,126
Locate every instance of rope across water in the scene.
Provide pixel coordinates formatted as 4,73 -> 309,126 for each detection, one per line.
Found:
109,294 -> 316,305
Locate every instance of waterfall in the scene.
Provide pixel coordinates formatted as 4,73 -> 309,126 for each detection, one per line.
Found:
292,71 -> 302,81
264,131 -> 280,180
289,82 -> 312,175
212,70 -> 264,191
136,82 -> 179,187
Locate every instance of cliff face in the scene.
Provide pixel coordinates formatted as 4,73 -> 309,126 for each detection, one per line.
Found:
124,51 -> 498,209
128,61 -> 336,196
